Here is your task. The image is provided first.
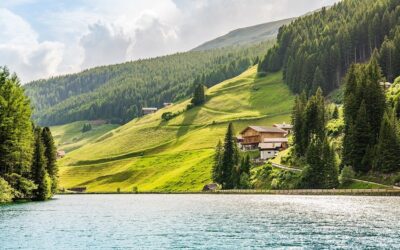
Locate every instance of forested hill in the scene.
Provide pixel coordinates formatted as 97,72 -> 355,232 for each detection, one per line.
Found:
25,41 -> 273,126
192,18 -> 294,51
258,0 -> 400,95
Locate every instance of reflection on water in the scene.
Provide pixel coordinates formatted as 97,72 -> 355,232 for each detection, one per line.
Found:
1,195 -> 399,249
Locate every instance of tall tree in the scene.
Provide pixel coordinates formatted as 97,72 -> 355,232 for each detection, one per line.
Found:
191,84 -> 206,106
31,128 -> 51,201
0,67 -> 33,176
212,140 -> 223,184
221,123 -> 239,189
374,112 -> 400,173
41,127 -> 58,193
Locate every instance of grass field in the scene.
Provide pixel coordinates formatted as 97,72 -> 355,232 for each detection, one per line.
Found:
51,121 -> 119,153
58,67 -> 295,192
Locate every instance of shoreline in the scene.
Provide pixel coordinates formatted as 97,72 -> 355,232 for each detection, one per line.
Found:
57,188 -> 400,196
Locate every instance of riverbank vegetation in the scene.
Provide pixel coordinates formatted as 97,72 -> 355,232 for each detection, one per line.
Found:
0,68 -> 58,203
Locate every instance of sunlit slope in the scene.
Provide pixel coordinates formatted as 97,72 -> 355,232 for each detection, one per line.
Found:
51,121 -> 118,153
59,67 -> 294,192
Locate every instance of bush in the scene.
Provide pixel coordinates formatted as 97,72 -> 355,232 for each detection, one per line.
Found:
0,177 -> 15,203
132,186 -> 138,193
339,166 -> 355,185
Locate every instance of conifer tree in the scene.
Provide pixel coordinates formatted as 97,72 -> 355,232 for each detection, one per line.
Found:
311,67 -> 326,95
351,101 -> 372,173
374,112 -> 400,173
41,127 -> 58,193
212,140 -> 223,184
191,84 -> 205,106
332,106 -> 339,120
322,138 -> 339,188
221,123 -> 239,189
0,67 -> 33,176
31,128 -> 51,201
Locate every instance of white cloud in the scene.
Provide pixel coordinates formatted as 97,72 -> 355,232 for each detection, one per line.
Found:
0,8 -> 64,82
0,0 -> 340,83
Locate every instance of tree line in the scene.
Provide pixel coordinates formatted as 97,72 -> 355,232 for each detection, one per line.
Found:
0,67 -> 58,203
25,41 -> 273,126
258,0 -> 400,95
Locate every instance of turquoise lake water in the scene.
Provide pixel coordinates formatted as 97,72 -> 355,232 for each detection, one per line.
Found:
1,194 -> 400,249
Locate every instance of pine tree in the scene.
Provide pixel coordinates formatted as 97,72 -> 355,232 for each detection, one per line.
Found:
374,112 -> 400,173
41,127 -> 58,194
31,128 -> 51,201
351,101 -> 372,173
310,67 -> 326,95
212,140 -> 223,184
292,92 -> 307,157
221,123 -> 239,189
191,84 -> 205,106
322,138 -> 339,188
0,67 -> 33,176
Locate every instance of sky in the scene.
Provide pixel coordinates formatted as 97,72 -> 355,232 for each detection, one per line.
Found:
0,0 -> 340,83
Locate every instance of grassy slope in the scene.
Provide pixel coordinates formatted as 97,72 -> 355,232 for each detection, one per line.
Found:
59,67 -> 294,192
51,121 -> 119,153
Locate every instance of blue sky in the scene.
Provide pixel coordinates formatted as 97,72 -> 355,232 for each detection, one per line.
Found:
0,0 -> 340,82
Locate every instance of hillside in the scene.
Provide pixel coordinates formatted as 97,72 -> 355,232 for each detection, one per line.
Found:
24,41 -> 274,126
58,67 -> 294,192
192,18 -> 294,51
258,0 -> 400,94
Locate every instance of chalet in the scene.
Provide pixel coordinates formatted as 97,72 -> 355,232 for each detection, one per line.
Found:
56,150 -> 66,159
259,138 -> 289,160
239,126 -> 287,150
142,107 -> 158,115
163,102 -> 173,107
273,122 -> 293,134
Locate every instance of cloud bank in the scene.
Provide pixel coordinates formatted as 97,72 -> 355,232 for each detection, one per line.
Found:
0,0 -> 339,83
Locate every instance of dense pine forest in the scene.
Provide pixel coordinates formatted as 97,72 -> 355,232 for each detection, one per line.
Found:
0,68 -> 58,203
258,0 -> 400,95
25,41 -> 273,126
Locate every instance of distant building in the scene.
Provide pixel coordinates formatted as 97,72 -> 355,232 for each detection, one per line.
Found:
273,122 -> 293,134
259,138 -> 289,160
67,187 -> 87,193
163,102 -> 173,107
142,107 -> 158,115
203,183 -> 218,191
56,150 -> 66,159
239,126 -> 287,150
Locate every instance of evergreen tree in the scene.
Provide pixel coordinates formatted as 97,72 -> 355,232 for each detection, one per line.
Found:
351,101 -> 372,173
212,140 -> 223,184
322,138 -> 339,188
221,123 -> 239,189
31,128 -> 51,201
374,112 -> 400,173
41,127 -> 58,193
310,67 -> 326,95
0,67 -> 33,176
191,84 -> 206,106
292,92 -> 307,157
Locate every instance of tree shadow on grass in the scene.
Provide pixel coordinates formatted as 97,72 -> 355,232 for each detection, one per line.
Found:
176,106 -> 201,138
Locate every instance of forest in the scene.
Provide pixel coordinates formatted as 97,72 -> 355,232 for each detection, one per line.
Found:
258,0 -> 400,95
25,41 -> 273,126
0,68 -> 58,203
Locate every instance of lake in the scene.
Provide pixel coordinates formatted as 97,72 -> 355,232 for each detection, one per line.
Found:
1,195 -> 400,249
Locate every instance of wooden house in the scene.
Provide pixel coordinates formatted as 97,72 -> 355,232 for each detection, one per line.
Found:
259,138 -> 289,160
239,126 -> 287,150
142,107 -> 158,115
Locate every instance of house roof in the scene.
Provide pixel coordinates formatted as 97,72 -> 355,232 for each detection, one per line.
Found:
258,142 -> 282,150
273,123 -> 293,129
264,138 -> 288,143
240,126 -> 286,134
57,150 -> 66,156
142,107 -> 158,111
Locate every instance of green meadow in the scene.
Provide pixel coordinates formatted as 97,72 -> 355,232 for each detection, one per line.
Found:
58,67 -> 295,192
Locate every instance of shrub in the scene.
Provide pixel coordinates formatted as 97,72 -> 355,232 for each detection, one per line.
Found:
0,177 -> 15,203
339,166 -> 355,185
